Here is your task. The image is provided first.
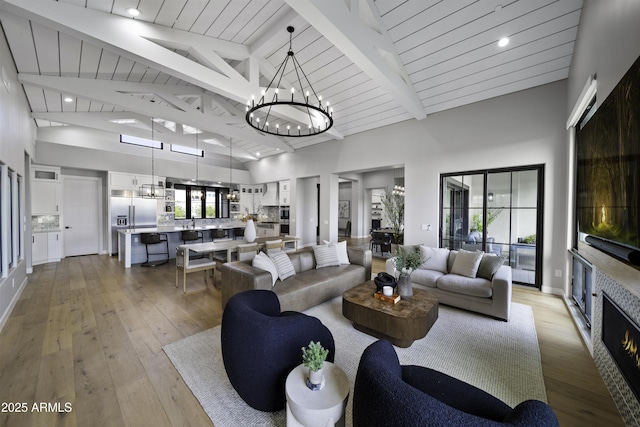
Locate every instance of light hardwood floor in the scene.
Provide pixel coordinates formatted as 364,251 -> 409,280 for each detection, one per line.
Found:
0,252 -> 625,427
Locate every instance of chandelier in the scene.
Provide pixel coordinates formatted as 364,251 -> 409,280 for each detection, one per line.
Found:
392,185 -> 405,196
140,118 -> 165,199
245,26 -> 333,137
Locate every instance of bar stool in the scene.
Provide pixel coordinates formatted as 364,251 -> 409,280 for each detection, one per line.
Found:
181,229 -> 204,244
140,233 -> 169,267
182,229 -> 204,259
210,228 -> 227,241
233,227 -> 245,240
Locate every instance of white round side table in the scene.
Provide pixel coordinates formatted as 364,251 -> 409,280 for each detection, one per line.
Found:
285,362 -> 350,427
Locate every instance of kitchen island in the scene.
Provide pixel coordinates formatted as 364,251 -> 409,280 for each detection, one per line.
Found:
117,224 -> 242,268
117,223 -> 293,268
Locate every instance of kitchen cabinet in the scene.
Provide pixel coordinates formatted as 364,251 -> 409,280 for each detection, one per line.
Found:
32,165 -> 62,214
110,172 -> 158,192
32,231 -> 61,265
32,181 -> 61,214
279,180 -> 290,205
47,232 -> 62,261
256,223 -> 280,238
32,165 -> 60,182
32,233 -> 48,264
253,185 -> 263,209
239,185 -> 265,213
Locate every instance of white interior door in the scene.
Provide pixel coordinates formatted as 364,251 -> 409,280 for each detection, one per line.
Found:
63,176 -> 100,257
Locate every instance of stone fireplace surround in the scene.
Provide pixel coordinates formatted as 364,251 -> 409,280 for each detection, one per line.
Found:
578,243 -> 640,426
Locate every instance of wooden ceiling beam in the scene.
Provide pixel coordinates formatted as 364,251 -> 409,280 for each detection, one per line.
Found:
285,0 -> 426,120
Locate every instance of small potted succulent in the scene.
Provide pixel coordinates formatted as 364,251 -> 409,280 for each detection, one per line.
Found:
301,341 -> 329,390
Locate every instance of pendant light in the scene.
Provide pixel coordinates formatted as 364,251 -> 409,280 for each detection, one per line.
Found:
226,139 -> 237,201
140,118 -> 165,199
194,129 -> 204,200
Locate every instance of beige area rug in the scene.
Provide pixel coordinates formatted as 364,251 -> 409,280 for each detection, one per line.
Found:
163,298 -> 547,427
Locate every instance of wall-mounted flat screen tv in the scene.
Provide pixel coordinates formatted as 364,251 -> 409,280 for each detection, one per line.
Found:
576,55 -> 640,265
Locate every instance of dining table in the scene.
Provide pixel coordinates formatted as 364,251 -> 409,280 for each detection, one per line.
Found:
179,236 -> 300,263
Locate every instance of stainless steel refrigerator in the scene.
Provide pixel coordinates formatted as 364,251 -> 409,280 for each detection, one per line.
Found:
110,190 -> 158,255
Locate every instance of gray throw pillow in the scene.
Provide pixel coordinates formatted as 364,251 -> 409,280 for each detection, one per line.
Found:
477,254 -> 506,280
450,249 -> 484,278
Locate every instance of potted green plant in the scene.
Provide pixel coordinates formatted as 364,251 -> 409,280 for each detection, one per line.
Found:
391,249 -> 426,299
471,208 -> 503,233
301,341 -> 329,390
380,190 -> 404,245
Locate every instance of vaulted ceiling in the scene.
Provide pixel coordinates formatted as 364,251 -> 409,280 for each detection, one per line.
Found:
0,0 -> 582,162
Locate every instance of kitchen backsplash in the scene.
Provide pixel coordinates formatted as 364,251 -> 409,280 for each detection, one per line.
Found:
32,215 -> 60,231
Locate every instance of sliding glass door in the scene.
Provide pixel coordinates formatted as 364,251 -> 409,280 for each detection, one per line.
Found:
440,165 -> 544,288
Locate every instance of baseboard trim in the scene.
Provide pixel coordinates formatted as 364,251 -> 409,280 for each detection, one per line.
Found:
0,276 -> 28,333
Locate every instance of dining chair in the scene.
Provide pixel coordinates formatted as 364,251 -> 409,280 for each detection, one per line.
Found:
265,239 -> 283,255
236,242 -> 259,261
283,235 -> 298,252
175,246 -> 217,293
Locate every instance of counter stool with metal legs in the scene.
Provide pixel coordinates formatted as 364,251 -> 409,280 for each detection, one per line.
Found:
140,233 -> 169,267
210,228 -> 228,241
181,229 -> 204,259
233,227 -> 244,240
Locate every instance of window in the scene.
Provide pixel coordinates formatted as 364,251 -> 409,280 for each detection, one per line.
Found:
8,168 -> 14,268
440,166 -> 544,288
120,134 -> 163,149
17,174 -> 22,260
0,164 -> 18,275
170,144 -> 204,157
174,184 -> 230,219
0,164 -> 4,276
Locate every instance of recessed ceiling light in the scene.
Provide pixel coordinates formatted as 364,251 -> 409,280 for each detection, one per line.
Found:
127,8 -> 141,17
64,97 -> 73,103
256,152 -> 261,157
498,37 -> 510,48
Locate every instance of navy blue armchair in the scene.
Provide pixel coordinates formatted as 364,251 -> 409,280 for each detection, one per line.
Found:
353,340 -> 559,426
221,290 -> 335,412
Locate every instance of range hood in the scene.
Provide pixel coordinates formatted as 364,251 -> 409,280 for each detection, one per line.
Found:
262,182 -> 279,205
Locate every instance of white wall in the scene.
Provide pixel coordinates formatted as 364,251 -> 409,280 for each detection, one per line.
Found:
248,80 -> 568,294
568,0 -> 640,112
565,0 -> 640,280
34,127 -> 252,185
0,25 -> 36,330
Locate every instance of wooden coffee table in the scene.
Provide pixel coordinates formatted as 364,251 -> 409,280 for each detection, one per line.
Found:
342,281 -> 439,348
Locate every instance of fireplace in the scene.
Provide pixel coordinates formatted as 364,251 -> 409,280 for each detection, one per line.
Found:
602,293 -> 640,402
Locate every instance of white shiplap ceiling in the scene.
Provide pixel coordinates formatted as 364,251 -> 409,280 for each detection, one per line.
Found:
0,0 -> 582,162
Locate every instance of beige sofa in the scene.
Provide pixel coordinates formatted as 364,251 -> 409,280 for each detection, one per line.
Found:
221,247 -> 372,312
385,247 -> 512,321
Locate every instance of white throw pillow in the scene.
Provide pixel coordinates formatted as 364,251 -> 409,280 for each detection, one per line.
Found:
450,249 -> 484,278
313,244 -> 341,268
419,246 -> 449,273
322,240 -> 350,265
268,251 -> 296,281
334,240 -> 350,265
252,251 -> 278,286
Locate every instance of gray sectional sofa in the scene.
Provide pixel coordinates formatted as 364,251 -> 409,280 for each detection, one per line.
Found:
385,246 -> 512,321
221,246 -> 372,312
